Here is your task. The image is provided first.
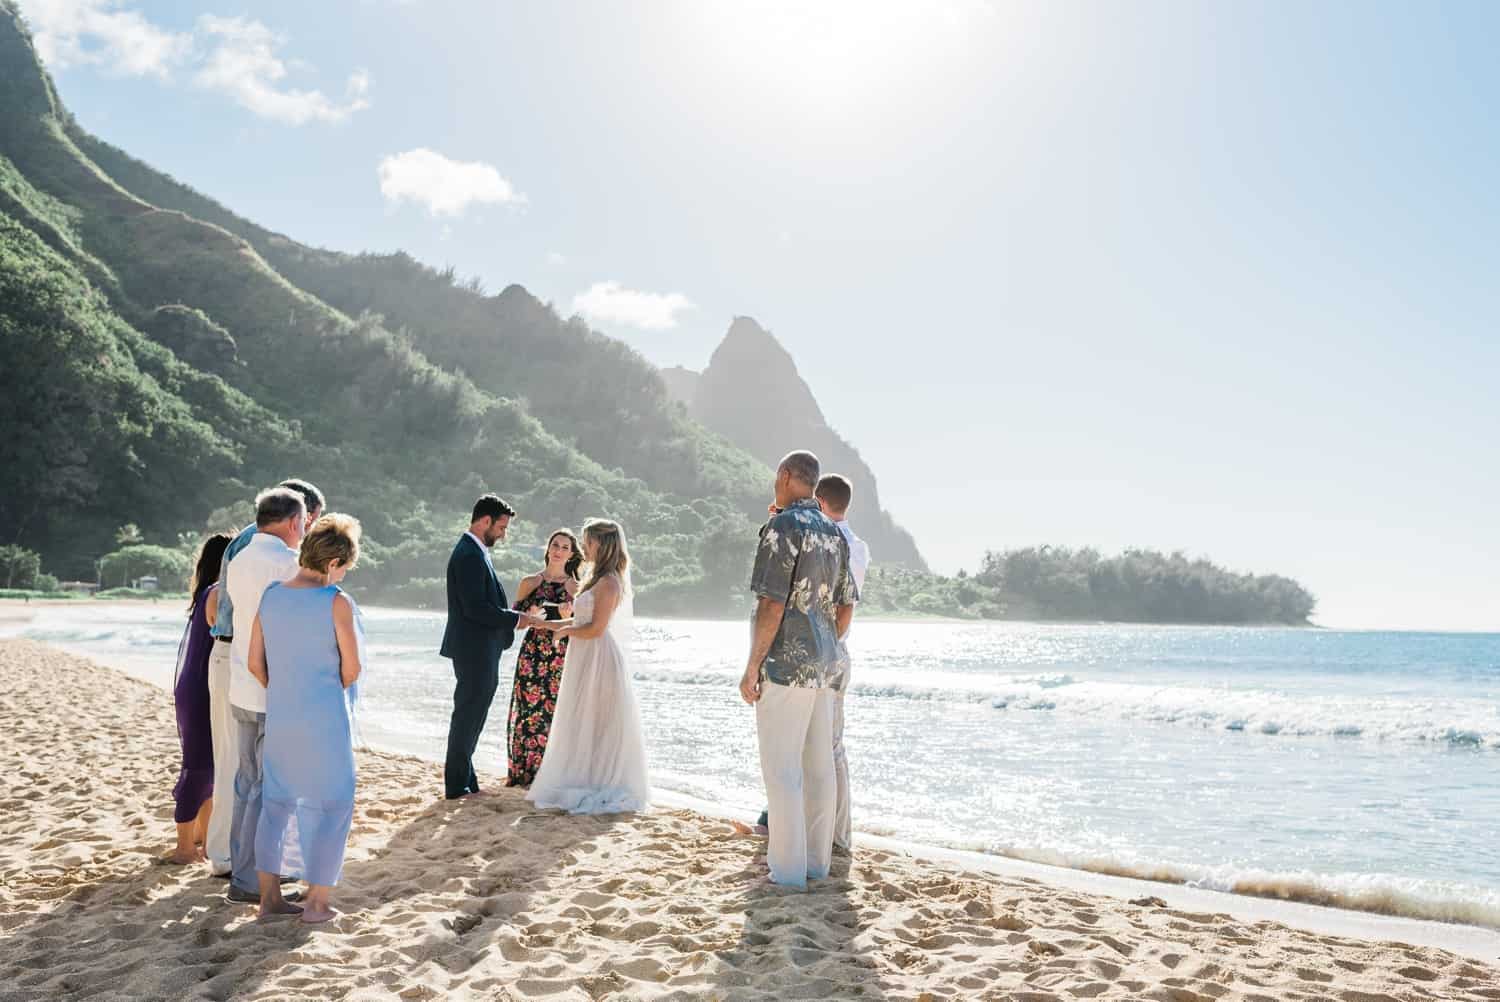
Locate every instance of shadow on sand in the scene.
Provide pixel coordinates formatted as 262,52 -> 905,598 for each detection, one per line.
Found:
703,849 -> 892,1002
0,784 -> 616,1001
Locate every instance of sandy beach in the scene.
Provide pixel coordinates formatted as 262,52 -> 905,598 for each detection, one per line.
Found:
1,638 -> 1496,1001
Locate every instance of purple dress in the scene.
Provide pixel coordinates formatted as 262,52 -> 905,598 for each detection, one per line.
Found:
171,588 -> 215,823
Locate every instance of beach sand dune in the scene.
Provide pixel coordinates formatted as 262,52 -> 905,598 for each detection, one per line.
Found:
1,638 -> 1495,1000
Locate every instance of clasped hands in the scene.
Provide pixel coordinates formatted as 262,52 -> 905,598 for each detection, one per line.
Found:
520,601 -> 573,635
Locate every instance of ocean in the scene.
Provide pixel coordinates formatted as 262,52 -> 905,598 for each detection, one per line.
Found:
12,603 -> 1499,928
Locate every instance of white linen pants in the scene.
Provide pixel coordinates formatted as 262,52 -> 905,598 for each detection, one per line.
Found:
204,641 -> 237,874
756,681 -> 835,888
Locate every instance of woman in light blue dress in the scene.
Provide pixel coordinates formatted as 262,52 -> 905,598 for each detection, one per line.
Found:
248,513 -> 364,924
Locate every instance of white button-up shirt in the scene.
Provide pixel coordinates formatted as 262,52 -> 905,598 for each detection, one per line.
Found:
465,531 -> 495,571
835,519 -> 870,642
835,520 -> 870,596
226,531 -> 300,712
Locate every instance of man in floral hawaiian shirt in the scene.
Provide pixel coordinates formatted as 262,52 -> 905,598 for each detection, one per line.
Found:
738,450 -> 857,888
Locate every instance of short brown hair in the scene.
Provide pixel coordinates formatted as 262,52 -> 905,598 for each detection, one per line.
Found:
299,512 -> 362,574
472,493 -> 516,522
815,473 -> 853,515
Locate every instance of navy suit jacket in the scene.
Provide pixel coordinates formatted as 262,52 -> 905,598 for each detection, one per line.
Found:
440,534 -> 519,668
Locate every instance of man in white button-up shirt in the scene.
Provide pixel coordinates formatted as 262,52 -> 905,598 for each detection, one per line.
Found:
224,487 -> 306,903
815,474 -> 869,852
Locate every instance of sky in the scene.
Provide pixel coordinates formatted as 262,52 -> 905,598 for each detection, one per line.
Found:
14,0 -> 1499,631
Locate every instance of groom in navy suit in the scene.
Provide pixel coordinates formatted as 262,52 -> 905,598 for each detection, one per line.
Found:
441,493 -> 539,799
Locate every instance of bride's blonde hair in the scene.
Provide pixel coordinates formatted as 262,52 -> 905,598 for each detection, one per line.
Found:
580,518 -> 631,594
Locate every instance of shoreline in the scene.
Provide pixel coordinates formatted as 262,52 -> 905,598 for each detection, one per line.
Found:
5,604 -> 1500,944
18,597 -> 1500,632
4,629 -> 1499,956
0,597 -> 1323,629
17,596 -> 1497,633
661,788 -> 1500,963
2,638 -> 1497,998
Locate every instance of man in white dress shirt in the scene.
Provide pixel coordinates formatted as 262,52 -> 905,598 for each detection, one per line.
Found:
204,478 -> 323,877
814,474 -> 870,852
224,487 -> 306,904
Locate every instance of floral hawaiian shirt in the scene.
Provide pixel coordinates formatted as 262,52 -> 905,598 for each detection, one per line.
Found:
750,497 -> 858,689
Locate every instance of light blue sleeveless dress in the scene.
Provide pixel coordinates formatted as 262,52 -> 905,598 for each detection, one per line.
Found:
254,582 -> 359,886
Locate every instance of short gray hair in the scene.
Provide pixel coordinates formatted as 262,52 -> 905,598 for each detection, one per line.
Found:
255,487 -> 306,528
778,450 -> 820,489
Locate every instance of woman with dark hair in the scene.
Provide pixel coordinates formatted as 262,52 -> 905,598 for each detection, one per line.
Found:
505,529 -> 581,787
167,531 -> 234,864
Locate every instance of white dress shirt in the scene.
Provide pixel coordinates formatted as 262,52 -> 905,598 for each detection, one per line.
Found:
835,520 -> 870,643
835,520 -> 870,597
465,531 -> 495,571
226,531 -> 301,712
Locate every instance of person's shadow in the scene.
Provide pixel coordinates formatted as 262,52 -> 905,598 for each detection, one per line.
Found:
704,848 -> 892,1001
0,776 -> 616,1001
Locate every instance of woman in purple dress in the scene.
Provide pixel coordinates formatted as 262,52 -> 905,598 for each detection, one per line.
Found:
167,532 -> 233,864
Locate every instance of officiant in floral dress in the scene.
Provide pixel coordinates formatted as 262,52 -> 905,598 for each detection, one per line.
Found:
506,530 -> 581,786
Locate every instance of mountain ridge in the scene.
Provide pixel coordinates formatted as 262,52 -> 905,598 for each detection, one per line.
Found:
664,316 -> 928,570
0,1 -> 761,612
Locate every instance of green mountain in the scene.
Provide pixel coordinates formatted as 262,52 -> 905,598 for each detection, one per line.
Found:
0,2 -> 769,613
661,317 -> 927,570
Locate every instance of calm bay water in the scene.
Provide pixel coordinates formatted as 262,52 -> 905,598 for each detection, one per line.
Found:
14,605 -> 1500,927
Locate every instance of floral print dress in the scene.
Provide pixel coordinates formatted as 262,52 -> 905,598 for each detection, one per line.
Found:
507,579 -> 571,786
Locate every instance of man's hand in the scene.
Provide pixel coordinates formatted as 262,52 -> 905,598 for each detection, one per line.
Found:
739,665 -> 762,704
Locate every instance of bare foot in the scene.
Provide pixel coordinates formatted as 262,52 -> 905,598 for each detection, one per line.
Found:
300,905 -> 339,925
747,872 -> 792,892
729,820 -> 768,837
163,848 -> 200,865
258,899 -> 304,918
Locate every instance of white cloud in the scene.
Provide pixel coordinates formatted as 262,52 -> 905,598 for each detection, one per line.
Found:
346,68 -> 372,99
377,148 -> 526,217
194,15 -> 371,125
19,0 -> 191,78
547,251 -> 567,265
570,281 -> 696,331
18,4 -> 372,125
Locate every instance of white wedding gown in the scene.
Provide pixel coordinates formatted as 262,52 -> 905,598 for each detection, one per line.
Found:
526,578 -> 651,814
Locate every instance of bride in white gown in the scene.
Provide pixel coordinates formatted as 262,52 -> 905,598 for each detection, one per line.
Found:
526,518 -> 650,814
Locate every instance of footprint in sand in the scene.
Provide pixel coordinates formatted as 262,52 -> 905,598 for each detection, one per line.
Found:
1394,964 -> 1439,982
1025,939 -> 1062,958
1295,967 -> 1334,983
